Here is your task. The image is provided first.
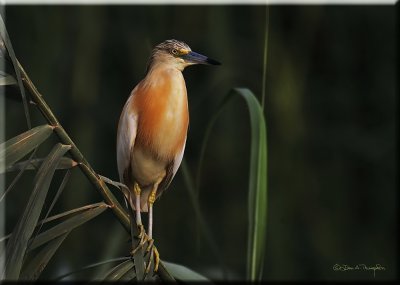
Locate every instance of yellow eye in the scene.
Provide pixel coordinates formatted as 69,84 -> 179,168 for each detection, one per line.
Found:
171,49 -> 178,55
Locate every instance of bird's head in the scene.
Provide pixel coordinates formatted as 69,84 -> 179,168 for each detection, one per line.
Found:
147,39 -> 220,72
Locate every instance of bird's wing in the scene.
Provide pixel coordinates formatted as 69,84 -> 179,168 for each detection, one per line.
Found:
116,92 -> 138,186
157,136 -> 187,198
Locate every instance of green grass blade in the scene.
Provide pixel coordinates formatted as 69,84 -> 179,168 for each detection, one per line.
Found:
102,259 -> 134,280
55,257 -> 130,281
0,15 -> 32,129
261,5 -> 270,109
196,88 -> 267,280
1,202 -> 107,244
0,149 -> 37,202
0,74 -> 17,86
32,169 -> 72,245
6,157 -> 77,172
162,261 -> 210,281
0,124 -> 54,173
3,143 -> 70,280
20,232 -> 68,280
27,202 -> 109,251
231,88 -> 267,280
119,265 -> 137,281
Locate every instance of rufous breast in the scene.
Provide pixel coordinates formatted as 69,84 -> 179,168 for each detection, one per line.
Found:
132,66 -> 189,160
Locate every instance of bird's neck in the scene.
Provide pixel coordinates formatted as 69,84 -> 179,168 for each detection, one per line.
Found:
146,60 -> 185,74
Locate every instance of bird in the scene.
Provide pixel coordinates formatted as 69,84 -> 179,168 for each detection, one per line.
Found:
116,39 -> 219,269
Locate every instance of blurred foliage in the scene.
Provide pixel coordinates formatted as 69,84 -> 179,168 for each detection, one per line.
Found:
1,4 -> 397,281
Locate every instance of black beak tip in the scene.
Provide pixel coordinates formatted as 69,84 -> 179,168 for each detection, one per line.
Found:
207,58 -> 221,66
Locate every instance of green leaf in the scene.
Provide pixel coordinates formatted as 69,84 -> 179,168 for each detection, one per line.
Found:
232,88 -> 267,281
20,232 -> 68,280
54,257 -> 129,281
0,74 -> 17,86
31,169 -> 72,247
1,202 -> 107,244
6,157 -> 77,172
162,261 -> 210,281
102,259 -> 135,280
0,124 -> 54,173
195,88 -> 268,280
27,202 -> 109,251
119,265 -> 137,281
0,14 -> 32,129
3,143 -> 70,280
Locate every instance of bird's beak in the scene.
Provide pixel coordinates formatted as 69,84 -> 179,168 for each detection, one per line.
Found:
182,51 -> 221,65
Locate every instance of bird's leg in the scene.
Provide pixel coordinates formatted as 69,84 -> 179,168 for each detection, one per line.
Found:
134,182 -> 143,229
130,183 -> 148,256
145,183 -> 160,272
147,185 -> 158,239
145,243 -> 160,273
145,239 -> 160,272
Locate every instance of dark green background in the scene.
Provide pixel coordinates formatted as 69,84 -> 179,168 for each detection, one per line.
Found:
3,5 -> 397,281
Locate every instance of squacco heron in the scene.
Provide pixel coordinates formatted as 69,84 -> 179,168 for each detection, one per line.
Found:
116,39 -> 219,261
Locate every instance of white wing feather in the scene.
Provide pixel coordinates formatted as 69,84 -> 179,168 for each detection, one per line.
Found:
116,93 -> 137,183
172,137 -> 186,180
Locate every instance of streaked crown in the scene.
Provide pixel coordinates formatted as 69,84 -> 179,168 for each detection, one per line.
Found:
154,39 -> 191,56
146,39 -> 220,73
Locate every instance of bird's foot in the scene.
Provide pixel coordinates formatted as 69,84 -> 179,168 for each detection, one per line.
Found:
130,224 -> 148,255
145,240 -> 160,273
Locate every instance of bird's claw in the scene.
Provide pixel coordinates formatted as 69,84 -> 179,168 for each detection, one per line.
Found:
145,244 -> 160,273
146,238 -> 154,252
137,224 -> 146,239
130,224 -> 148,255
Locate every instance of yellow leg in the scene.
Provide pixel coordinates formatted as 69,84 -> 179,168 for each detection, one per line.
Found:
133,183 -> 142,226
145,239 -> 160,272
153,246 -> 160,272
130,183 -> 147,256
145,244 -> 160,273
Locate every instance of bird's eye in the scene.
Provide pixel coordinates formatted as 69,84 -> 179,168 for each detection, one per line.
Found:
171,49 -> 178,55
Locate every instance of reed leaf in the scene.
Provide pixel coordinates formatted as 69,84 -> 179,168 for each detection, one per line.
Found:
3,143 -> 70,280
0,74 -> 17,86
27,202 -> 109,252
0,149 -> 37,202
1,202 -> 108,244
55,257 -> 130,281
119,265 -> 137,281
102,259 -> 135,281
196,88 -> 267,280
232,88 -> 267,281
0,124 -> 54,173
20,232 -> 68,280
6,157 -> 77,172
0,14 -> 31,129
162,261 -> 209,281
32,169 -> 72,246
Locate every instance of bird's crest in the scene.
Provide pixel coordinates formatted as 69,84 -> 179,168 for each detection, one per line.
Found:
155,39 -> 191,55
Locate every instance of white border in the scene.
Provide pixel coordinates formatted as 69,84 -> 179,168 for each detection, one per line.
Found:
1,0 -> 398,5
